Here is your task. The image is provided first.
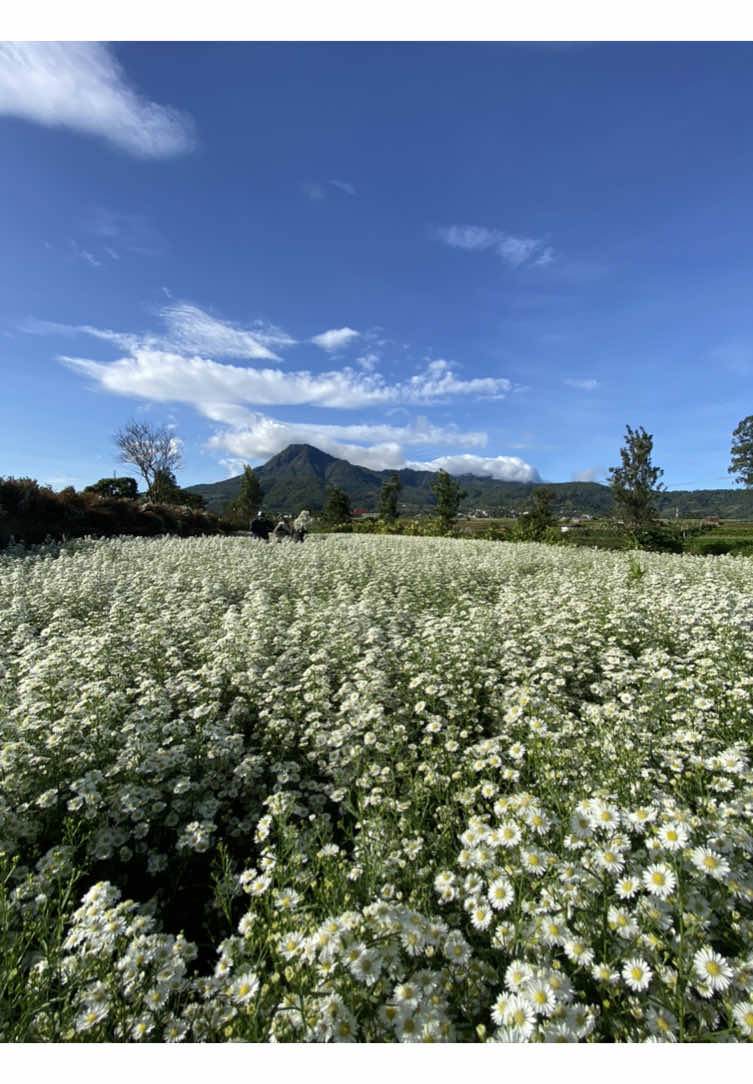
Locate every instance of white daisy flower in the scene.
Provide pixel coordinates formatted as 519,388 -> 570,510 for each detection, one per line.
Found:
693,947 -> 733,995
622,957 -> 653,992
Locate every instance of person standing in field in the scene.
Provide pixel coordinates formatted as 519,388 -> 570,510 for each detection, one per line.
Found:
250,511 -> 269,541
292,509 -> 311,542
272,517 -> 290,542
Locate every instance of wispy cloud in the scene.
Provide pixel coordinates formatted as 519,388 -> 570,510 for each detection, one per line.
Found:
564,377 -> 599,390
84,208 -> 163,256
328,179 -> 356,196
433,224 -> 555,268
303,179 -> 356,200
311,327 -> 360,353
407,453 -> 540,483
302,181 -> 325,200
26,303 -> 297,363
70,240 -> 102,268
162,304 -> 296,361
571,467 -> 604,483
0,43 -> 196,158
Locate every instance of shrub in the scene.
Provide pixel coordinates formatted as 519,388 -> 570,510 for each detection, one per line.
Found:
0,478 -> 227,549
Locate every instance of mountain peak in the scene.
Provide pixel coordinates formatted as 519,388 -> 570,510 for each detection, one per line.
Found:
262,444 -> 338,477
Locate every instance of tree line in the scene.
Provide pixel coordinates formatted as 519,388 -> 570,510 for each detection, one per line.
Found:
81,416 -> 753,543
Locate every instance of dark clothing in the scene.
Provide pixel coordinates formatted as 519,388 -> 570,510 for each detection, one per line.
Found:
250,517 -> 269,541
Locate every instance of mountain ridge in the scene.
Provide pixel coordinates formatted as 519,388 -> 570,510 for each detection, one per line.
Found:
185,444 -> 753,519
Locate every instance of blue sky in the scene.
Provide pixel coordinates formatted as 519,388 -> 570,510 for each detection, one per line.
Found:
1,40 -> 752,491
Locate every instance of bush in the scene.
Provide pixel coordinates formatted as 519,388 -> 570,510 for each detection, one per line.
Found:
686,536 -> 753,557
0,478 -> 227,549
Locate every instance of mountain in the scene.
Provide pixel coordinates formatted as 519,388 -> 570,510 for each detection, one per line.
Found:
185,444 -> 753,519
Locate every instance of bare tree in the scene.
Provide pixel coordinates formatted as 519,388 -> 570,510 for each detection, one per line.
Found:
114,421 -> 183,500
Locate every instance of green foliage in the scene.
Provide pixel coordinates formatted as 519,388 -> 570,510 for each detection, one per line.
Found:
84,477 -> 138,500
628,523 -> 683,554
0,477 -> 223,548
686,535 -> 753,556
0,827 -> 85,1041
148,469 -> 206,509
321,485 -> 352,526
626,553 -> 647,584
223,465 -> 263,527
377,472 -> 402,522
148,468 -> 180,504
608,425 -> 665,528
509,488 -> 557,542
729,415 -> 753,488
430,470 -> 466,533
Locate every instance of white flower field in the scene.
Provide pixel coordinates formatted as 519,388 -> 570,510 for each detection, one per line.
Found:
2,533 -> 753,1042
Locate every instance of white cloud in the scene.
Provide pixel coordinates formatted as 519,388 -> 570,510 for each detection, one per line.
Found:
328,179 -> 356,195
206,409 -> 486,447
61,349 -> 392,409
497,236 -> 541,267
311,327 -> 360,353
433,225 -> 500,251
60,348 -> 510,411
28,304 -> 521,475
406,359 -> 510,401
205,412 -> 488,471
564,378 -> 599,390
355,351 -> 380,372
29,310 -> 511,408
571,467 -> 604,483
433,224 -> 556,268
0,43 -> 195,157
407,453 -> 540,482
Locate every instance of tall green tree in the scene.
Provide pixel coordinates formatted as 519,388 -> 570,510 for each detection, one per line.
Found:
510,487 -> 555,541
321,485 -> 352,526
378,472 -> 402,522
729,415 -> 753,487
224,465 -> 264,524
149,468 -> 206,508
430,469 -> 466,533
84,476 -> 138,500
607,425 -> 665,527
